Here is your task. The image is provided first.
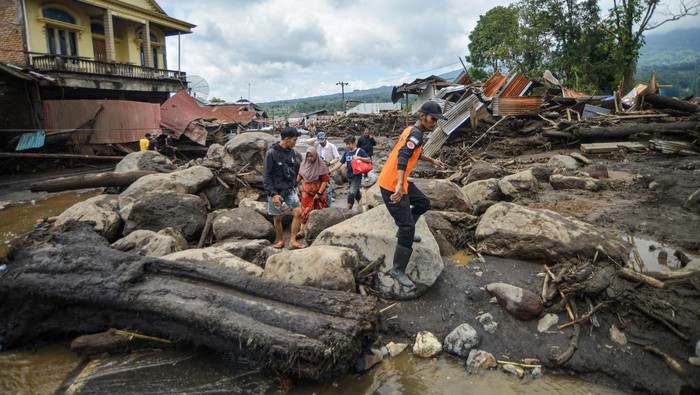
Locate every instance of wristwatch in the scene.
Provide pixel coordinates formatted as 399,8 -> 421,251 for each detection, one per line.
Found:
317,191 -> 323,196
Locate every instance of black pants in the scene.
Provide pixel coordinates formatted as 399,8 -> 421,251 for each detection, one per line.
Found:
381,182 -> 431,249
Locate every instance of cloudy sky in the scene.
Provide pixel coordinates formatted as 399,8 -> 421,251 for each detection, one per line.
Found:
157,0 -> 700,103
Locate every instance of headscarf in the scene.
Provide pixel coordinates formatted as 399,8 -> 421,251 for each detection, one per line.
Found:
298,146 -> 330,182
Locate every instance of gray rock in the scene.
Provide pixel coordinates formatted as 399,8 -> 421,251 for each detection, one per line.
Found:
529,166 -> 553,183
111,227 -> 188,257
476,313 -> 498,334
55,195 -> 122,242
214,239 -> 274,266
466,161 -> 503,183
466,349 -> 497,374
684,189 -> 700,214
486,282 -> 543,321
537,313 -> 559,332
200,182 -> 236,210
212,208 -> 275,242
115,150 -> 175,173
582,163 -> 609,179
222,132 -> 278,172
123,191 -> 207,241
531,367 -> 543,379
304,207 -> 357,243
412,331 -> 442,358
312,205 -> 443,300
238,197 -> 293,228
162,247 -> 263,276
263,246 -> 358,292
461,178 -> 502,215
550,174 -> 605,191
423,211 -> 478,252
498,170 -> 538,198
411,179 -> 472,212
547,154 -> 580,171
476,202 -> 631,264
444,323 -> 481,357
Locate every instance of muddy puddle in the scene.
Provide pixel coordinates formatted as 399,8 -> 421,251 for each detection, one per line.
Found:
1,344 -> 624,394
627,234 -> 700,272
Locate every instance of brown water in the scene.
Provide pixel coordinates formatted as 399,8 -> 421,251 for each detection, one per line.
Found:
0,342 -> 81,394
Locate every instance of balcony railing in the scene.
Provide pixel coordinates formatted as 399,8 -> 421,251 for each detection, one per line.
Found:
31,55 -> 186,81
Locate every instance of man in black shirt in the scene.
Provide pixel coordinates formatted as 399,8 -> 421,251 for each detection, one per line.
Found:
357,128 -> 376,159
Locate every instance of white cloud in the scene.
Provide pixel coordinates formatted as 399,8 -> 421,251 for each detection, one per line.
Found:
157,0 -> 700,103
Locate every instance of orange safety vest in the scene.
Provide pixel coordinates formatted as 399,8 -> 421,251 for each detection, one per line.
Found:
378,125 -> 422,194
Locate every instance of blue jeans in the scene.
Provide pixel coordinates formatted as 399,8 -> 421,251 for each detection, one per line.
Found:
347,176 -> 362,206
326,178 -> 333,207
267,190 -> 301,215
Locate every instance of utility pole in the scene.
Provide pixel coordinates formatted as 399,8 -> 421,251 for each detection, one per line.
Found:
336,81 -> 348,114
248,82 -> 251,101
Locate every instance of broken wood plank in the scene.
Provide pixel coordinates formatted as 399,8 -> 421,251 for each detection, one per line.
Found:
29,170 -> 155,192
643,94 -> 700,114
619,267 -> 666,288
577,122 -> 699,140
580,142 -> 647,154
0,152 -> 125,160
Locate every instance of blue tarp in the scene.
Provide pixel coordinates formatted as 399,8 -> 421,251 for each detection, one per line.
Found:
15,130 -> 45,151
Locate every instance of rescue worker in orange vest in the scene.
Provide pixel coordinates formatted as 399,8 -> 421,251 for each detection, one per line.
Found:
377,101 -> 446,287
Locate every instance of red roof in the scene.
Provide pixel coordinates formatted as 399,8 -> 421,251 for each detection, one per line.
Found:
205,105 -> 256,125
160,90 -> 206,135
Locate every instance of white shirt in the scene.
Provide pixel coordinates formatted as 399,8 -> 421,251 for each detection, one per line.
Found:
314,141 -> 340,163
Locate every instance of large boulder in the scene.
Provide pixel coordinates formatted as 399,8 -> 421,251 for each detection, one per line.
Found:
411,179 -> 472,212
498,170 -> 538,198
123,191 -> 207,241
423,211 -> 478,254
111,227 -> 188,257
201,143 -> 224,169
263,246 -> 358,292
114,150 -> 175,173
476,202 -> 630,263
54,195 -> 122,242
465,161 -> 503,183
304,207 -> 357,243
199,182 -> 236,210
212,208 -> 275,242
549,174 -> 605,191
581,163 -> 609,179
238,197 -> 292,228
363,183 -> 384,210
161,247 -> 263,276
222,132 -> 277,172
547,154 -> 580,171
461,178 -> 503,215
312,205 -> 443,300
214,239 -> 279,267
118,166 -> 214,217
684,189 -> 700,214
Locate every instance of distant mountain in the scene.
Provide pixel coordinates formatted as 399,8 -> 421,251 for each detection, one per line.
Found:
636,28 -> 700,97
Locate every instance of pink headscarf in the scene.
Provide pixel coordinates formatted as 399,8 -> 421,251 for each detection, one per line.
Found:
299,146 -> 330,182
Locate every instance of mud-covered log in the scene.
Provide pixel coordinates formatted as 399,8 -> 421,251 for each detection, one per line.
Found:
644,94 -> 700,114
577,121 -> 699,140
29,171 -> 155,192
0,222 -> 378,380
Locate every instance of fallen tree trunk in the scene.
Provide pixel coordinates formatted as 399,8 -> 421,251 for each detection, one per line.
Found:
29,171 -> 155,192
644,94 -> 700,114
577,122 -> 699,140
0,222 -> 378,380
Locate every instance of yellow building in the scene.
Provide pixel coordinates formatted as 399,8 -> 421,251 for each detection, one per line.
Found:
0,0 -> 195,131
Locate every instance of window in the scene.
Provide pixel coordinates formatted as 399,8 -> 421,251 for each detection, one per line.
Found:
140,46 -> 159,68
90,23 -> 104,36
137,31 -> 158,43
43,7 -> 78,57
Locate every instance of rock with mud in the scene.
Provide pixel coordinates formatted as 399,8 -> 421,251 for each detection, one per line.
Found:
238,197 -> 293,228
498,170 -> 538,198
410,179 -> 472,212
263,246 -> 358,292
54,195 -> 122,241
222,132 -> 277,172
423,211 -> 478,253
212,208 -> 275,242
443,323 -> 481,358
466,349 -> 498,374
114,150 -> 175,174
476,202 -> 631,263
199,182 -> 236,210
214,239 -> 278,267
118,166 -> 214,215
111,227 -> 188,257
581,163 -> 609,179
547,154 -> 580,171
412,331 -> 442,358
529,166 -> 553,183
363,183 -> 384,210
476,313 -> 498,334
162,246 -> 264,276
684,189 -> 700,214
312,205 -> 443,300
549,174 -> 605,191
304,207 -> 357,243
465,161 -> 503,183
461,178 -> 503,214
123,191 -> 207,241
486,282 -> 543,321
202,143 -> 224,168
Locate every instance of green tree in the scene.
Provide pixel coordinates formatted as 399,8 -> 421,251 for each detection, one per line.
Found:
605,0 -> 699,93
209,97 -> 225,103
466,6 -> 520,78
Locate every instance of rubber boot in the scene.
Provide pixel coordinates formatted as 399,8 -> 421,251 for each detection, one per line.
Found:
389,245 -> 414,287
396,230 -> 421,243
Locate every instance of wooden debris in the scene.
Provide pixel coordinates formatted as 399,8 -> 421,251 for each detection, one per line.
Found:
29,170 -> 155,192
618,267 -> 666,288
580,142 -> 647,154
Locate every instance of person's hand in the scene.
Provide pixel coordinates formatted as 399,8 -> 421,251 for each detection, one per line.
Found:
313,193 -> 320,201
272,195 -> 283,207
433,158 -> 446,170
390,183 -> 403,204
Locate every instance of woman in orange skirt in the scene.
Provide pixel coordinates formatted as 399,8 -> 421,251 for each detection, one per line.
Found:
296,146 -> 330,239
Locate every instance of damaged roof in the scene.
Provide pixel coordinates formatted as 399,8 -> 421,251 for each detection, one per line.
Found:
391,75 -> 454,103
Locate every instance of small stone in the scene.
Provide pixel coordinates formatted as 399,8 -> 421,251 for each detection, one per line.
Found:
412,331 -> 442,358
502,364 -> 525,379
537,314 -> 559,332
609,324 -> 628,345
475,271 -> 483,277
466,349 -> 497,374
385,342 -> 408,358
354,349 -> 384,372
444,323 -> 481,358
648,181 -> 659,190
689,357 -> 700,366
489,297 -> 498,304
531,367 -> 543,379
476,313 -> 498,334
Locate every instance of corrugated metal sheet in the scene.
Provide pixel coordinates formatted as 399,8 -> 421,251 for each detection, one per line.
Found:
43,100 -> 161,144
492,96 -> 542,116
161,90 -> 206,134
482,71 -> 507,98
206,105 -> 256,125
500,73 -> 532,97
16,130 -> 46,151
423,94 -> 485,157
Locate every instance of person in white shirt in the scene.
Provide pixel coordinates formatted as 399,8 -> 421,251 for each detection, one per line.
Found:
314,130 -> 340,207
